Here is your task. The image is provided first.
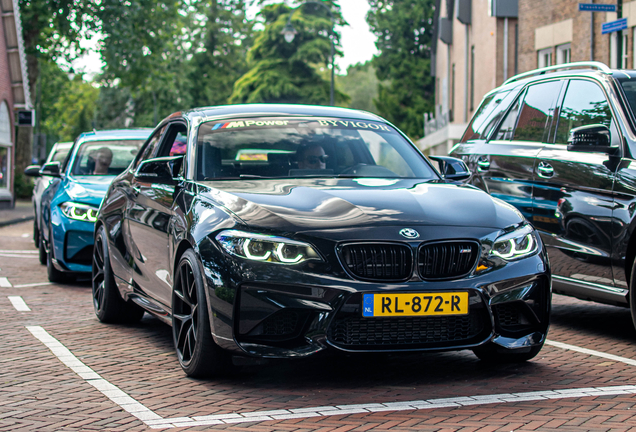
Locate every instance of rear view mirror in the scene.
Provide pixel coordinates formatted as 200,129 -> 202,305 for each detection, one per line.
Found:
568,124 -> 617,154
429,155 -> 471,181
24,165 -> 41,177
40,161 -> 61,177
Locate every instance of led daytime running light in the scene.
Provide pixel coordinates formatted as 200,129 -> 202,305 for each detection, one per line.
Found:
60,202 -> 99,222
492,233 -> 534,260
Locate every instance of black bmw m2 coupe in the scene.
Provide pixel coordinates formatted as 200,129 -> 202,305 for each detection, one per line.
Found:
93,104 -> 550,377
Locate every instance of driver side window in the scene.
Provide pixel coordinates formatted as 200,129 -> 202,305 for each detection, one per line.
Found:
134,125 -> 166,170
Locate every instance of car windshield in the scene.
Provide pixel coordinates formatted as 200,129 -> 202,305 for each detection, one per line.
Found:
71,140 -> 145,176
49,146 -> 71,163
195,117 -> 437,180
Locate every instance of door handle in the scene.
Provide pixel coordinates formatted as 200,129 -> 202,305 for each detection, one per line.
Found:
477,158 -> 490,171
537,161 -> 554,178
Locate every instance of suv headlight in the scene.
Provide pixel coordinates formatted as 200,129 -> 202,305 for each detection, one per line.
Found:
489,224 -> 538,261
215,230 -> 322,265
60,202 -> 99,222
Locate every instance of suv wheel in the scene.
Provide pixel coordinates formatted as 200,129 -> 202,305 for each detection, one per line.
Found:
46,226 -> 72,284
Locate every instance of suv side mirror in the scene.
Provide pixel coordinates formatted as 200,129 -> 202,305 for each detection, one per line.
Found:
24,165 -> 41,177
429,155 -> 471,181
40,161 -> 61,177
135,156 -> 184,185
568,124 -> 617,154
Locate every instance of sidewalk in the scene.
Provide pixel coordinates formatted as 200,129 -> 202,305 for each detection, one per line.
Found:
0,199 -> 33,227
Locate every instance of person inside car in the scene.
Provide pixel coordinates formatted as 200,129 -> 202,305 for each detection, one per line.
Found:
296,143 -> 328,170
90,147 -> 113,175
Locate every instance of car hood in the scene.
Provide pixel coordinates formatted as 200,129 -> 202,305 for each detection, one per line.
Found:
198,179 -> 524,232
65,175 -> 114,205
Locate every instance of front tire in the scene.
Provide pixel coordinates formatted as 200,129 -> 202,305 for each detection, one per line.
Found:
172,249 -> 233,378
472,341 -> 543,363
629,258 -> 636,332
92,225 -> 144,323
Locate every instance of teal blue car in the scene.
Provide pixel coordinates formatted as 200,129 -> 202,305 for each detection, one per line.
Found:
33,129 -> 151,282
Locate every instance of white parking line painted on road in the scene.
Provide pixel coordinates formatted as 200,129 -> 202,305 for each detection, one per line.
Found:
0,253 -> 39,259
26,326 -> 163,426
144,385 -> 636,429
0,277 -> 11,287
0,250 -> 38,253
546,339 -> 636,366
9,296 -> 30,311
22,326 -> 636,429
13,282 -> 53,288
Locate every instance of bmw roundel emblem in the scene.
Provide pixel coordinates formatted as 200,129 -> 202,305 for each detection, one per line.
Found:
399,228 -> 420,239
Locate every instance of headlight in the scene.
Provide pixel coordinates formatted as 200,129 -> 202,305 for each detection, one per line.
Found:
60,202 -> 99,222
489,224 -> 538,261
215,230 -> 322,265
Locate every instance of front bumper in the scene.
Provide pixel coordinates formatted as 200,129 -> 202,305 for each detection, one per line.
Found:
50,207 -> 95,273
199,237 -> 550,358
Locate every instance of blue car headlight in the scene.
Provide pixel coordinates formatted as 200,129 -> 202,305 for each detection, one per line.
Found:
489,224 -> 538,261
60,202 -> 99,222
215,230 -> 322,264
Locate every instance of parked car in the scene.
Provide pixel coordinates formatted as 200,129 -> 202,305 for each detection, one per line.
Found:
26,129 -> 151,283
24,141 -> 73,264
92,104 -> 550,377
450,61 -> 636,329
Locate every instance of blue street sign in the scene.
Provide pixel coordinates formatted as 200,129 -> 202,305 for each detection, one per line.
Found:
602,18 -> 628,34
579,3 -> 617,12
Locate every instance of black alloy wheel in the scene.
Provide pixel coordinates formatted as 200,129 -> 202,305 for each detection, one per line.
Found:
35,221 -> 46,265
172,249 -> 232,378
92,225 -> 144,323
629,259 -> 636,332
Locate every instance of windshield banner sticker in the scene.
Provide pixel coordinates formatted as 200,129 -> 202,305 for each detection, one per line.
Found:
209,119 -> 394,132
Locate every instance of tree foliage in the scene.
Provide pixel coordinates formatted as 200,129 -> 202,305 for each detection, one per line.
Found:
337,61 -> 383,114
367,0 -> 435,139
230,1 -> 348,105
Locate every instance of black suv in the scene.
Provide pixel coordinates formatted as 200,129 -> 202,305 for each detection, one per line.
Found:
451,61 -> 636,328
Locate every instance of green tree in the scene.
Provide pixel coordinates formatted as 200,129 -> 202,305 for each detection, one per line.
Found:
337,61 -> 383,114
367,0 -> 435,139
229,1 -> 348,105
188,0 -> 253,108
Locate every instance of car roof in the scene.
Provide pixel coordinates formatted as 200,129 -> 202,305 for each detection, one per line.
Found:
177,104 -> 386,124
75,128 -> 153,143
52,141 -> 73,150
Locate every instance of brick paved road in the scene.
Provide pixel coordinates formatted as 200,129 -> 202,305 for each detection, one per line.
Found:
2,221 -> 636,431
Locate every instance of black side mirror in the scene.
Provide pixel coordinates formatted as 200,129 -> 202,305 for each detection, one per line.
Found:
568,124 -> 617,154
135,156 -> 184,185
40,161 -> 61,177
429,155 -> 471,181
24,165 -> 41,177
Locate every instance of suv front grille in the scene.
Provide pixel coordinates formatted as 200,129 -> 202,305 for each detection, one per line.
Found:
340,243 -> 412,281
418,241 -> 479,280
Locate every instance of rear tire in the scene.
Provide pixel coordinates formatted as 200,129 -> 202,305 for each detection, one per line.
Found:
472,341 -> 543,363
92,225 -> 145,323
38,225 -> 46,265
172,249 -> 233,378
46,226 -> 72,283
629,259 -> 636,332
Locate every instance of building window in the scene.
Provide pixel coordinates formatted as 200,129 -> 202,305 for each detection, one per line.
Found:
623,30 -> 629,69
470,46 -> 475,112
0,102 -> 10,193
538,48 -> 552,68
451,63 -> 455,122
556,43 -> 571,65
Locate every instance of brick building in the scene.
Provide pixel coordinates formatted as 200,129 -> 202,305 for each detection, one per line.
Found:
421,0 -> 631,156
0,0 -> 31,208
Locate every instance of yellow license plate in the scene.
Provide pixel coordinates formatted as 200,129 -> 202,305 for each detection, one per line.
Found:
362,292 -> 469,317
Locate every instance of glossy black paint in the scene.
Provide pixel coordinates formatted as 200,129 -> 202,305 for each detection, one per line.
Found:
452,68 -> 636,310
97,104 -> 551,359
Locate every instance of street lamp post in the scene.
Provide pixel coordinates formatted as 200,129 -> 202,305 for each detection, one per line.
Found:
280,1 -> 335,106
